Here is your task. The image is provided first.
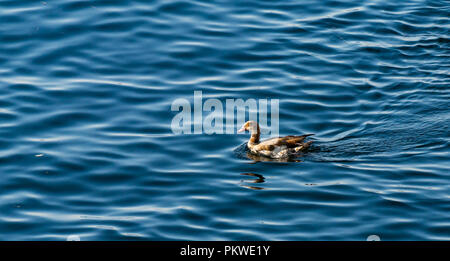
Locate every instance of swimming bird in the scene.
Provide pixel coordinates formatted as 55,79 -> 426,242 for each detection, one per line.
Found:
238,121 -> 314,159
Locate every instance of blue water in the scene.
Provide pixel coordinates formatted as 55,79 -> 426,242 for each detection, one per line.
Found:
0,0 -> 449,240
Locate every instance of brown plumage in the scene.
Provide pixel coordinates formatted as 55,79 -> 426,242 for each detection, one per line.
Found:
238,121 -> 314,158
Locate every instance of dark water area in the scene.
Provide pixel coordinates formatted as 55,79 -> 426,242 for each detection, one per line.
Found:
0,0 -> 449,240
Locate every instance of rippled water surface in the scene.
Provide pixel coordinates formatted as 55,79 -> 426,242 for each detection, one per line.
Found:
0,0 -> 449,240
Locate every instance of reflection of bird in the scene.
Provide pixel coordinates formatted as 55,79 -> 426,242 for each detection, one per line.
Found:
238,121 -> 314,159
241,173 -> 265,183
246,151 -> 301,162
240,173 -> 265,190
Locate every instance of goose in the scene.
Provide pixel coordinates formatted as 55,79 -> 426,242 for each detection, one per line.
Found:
238,121 -> 313,159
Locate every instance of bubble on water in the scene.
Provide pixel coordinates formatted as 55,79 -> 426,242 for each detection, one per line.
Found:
367,235 -> 381,241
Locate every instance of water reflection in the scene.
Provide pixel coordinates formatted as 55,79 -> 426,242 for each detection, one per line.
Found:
239,173 -> 266,190
245,151 -> 302,163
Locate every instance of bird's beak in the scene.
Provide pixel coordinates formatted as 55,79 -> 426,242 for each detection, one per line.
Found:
237,127 -> 245,133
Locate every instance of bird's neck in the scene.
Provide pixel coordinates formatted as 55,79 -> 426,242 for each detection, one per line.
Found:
248,124 -> 260,145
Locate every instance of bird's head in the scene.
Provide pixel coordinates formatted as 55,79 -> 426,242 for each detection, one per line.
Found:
238,121 -> 259,134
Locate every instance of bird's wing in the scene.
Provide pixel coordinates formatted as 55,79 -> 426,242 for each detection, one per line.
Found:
280,134 -> 314,146
254,134 -> 314,150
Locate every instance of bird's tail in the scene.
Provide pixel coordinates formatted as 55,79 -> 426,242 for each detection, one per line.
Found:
294,140 -> 313,152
